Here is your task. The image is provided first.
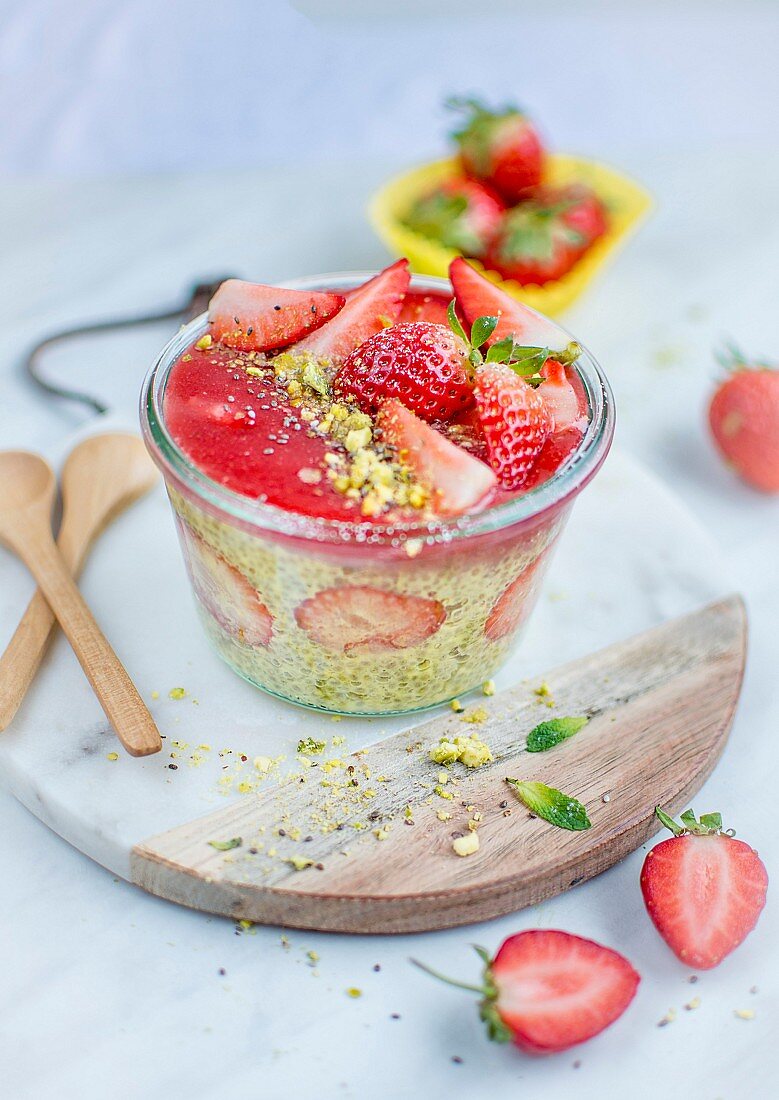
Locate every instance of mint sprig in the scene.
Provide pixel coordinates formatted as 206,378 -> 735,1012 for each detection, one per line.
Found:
526,715 -> 589,753
506,778 -> 591,830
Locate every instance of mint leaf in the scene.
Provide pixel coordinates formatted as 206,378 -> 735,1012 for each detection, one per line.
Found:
470,314 -> 498,350
506,779 -> 591,830
526,715 -> 589,752
208,837 -> 242,851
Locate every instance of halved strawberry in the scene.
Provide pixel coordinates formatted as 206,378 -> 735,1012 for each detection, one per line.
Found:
484,551 -> 549,642
334,321 -> 474,422
449,257 -> 569,351
294,585 -> 445,654
208,279 -> 345,352
536,359 -> 583,432
473,364 -> 551,489
377,398 -> 497,517
640,807 -> 768,969
414,930 -> 639,1055
293,259 -> 410,362
178,521 -> 273,647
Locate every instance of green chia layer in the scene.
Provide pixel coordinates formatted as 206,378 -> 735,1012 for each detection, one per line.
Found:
168,487 -> 565,715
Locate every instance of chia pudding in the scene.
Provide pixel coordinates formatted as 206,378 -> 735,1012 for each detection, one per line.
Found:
140,259 -> 613,714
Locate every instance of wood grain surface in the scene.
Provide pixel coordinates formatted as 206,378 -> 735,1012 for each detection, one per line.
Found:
131,596 -> 746,933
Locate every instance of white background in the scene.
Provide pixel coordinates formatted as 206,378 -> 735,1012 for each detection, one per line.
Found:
1,2 -> 778,1098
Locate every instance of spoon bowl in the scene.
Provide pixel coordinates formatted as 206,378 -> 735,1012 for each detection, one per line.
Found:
0,452 -> 56,527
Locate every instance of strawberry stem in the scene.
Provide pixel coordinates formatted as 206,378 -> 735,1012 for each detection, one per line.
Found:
410,957 -> 489,996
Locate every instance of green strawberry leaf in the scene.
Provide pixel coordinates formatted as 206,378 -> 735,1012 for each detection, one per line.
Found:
470,314 -> 499,350
506,779 -> 591,830
699,812 -> 723,831
447,299 -> 469,345
208,837 -> 242,851
526,715 -> 589,752
479,1000 -> 513,1043
655,806 -> 726,836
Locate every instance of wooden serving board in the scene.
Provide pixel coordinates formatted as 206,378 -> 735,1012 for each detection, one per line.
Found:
132,596 -> 745,934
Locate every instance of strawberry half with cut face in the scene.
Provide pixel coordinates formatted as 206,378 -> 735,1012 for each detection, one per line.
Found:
708,346 -> 779,493
178,521 -> 273,647
449,98 -> 545,202
377,398 -> 497,517
207,279 -> 345,352
449,256 -> 571,352
413,930 -> 639,1055
404,176 -> 505,257
486,185 -> 608,285
473,363 -> 551,490
334,321 -> 474,422
292,259 -> 410,363
294,584 -> 445,654
641,807 -> 768,969
536,358 -> 584,433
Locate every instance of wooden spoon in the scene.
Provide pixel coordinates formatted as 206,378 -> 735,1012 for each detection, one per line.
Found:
0,450 -> 161,757
0,433 -> 157,731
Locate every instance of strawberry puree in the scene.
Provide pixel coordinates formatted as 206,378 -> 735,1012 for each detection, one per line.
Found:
164,288 -> 587,522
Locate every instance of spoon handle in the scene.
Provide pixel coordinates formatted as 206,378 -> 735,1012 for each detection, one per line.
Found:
0,515 -> 90,731
17,526 -> 161,757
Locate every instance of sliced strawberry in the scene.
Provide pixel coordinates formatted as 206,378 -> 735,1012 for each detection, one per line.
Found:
473,364 -> 551,490
640,808 -> 769,969
536,359 -> 583,432
334,321 -> 474,422
484,551 -> 548,642
450,257 -> 568,351
377,398 -> 497,517
294,585 -> 445,654
208,279 -> 345,352
293,259 -> 410,362
522,427 -> 582,491
178,521 -> 273,647
413,930 -> 639,1055
397,292 -> 450,325
490,931 -> 640,1053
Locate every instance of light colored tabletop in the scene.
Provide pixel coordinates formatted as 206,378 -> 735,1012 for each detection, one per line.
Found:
2,5 -> 778,1099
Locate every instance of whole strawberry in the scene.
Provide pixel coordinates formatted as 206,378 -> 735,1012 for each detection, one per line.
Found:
641,807 -> 768,969
333,321 -> 475,421
413,930 -> 640,1054
486,185 -> 607,285
708,347 -> 779,493
449,98 -> 544,201
404,176 -> 505,257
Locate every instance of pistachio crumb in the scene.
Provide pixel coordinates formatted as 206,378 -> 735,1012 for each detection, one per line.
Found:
168,687 -> 187,700
195,334 -> 213,350
734,1008 -> 755,1020
452,832 -> 480,857
482,680 -> 496,697
106,752 -> 119,761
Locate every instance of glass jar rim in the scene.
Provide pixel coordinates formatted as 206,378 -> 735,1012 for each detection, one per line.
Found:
139,271 -> 615,547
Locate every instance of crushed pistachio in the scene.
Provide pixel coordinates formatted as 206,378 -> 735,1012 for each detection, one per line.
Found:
286,856 -> 314,871
452,832 -> 480,857
434,785 -> 454,800
450,699 -> 465,713
461,707 -> 488,725
150,690 -> 160,700
534,681 -> 556,708
168,687 -> 187,700
684,997 -> 701,1011
429,734 -> 493,769
436,809 -> 452,822
195,334 -> 212,350
482,680 -> 496,697
106,752 -> 119,762
346,987 -> 362,998
373,827 -> 390,841
734,1008 -> 756,1020
306,950 -> 319,964
297,738 -> 326,756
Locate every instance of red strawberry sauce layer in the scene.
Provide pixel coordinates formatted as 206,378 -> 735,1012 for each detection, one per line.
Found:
164,289 -> 587,522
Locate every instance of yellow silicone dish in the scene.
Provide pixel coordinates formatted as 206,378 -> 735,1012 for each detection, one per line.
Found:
368,155 -> 653,317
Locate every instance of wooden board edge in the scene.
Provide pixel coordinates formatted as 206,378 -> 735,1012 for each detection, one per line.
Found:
130,596 -> 747,934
